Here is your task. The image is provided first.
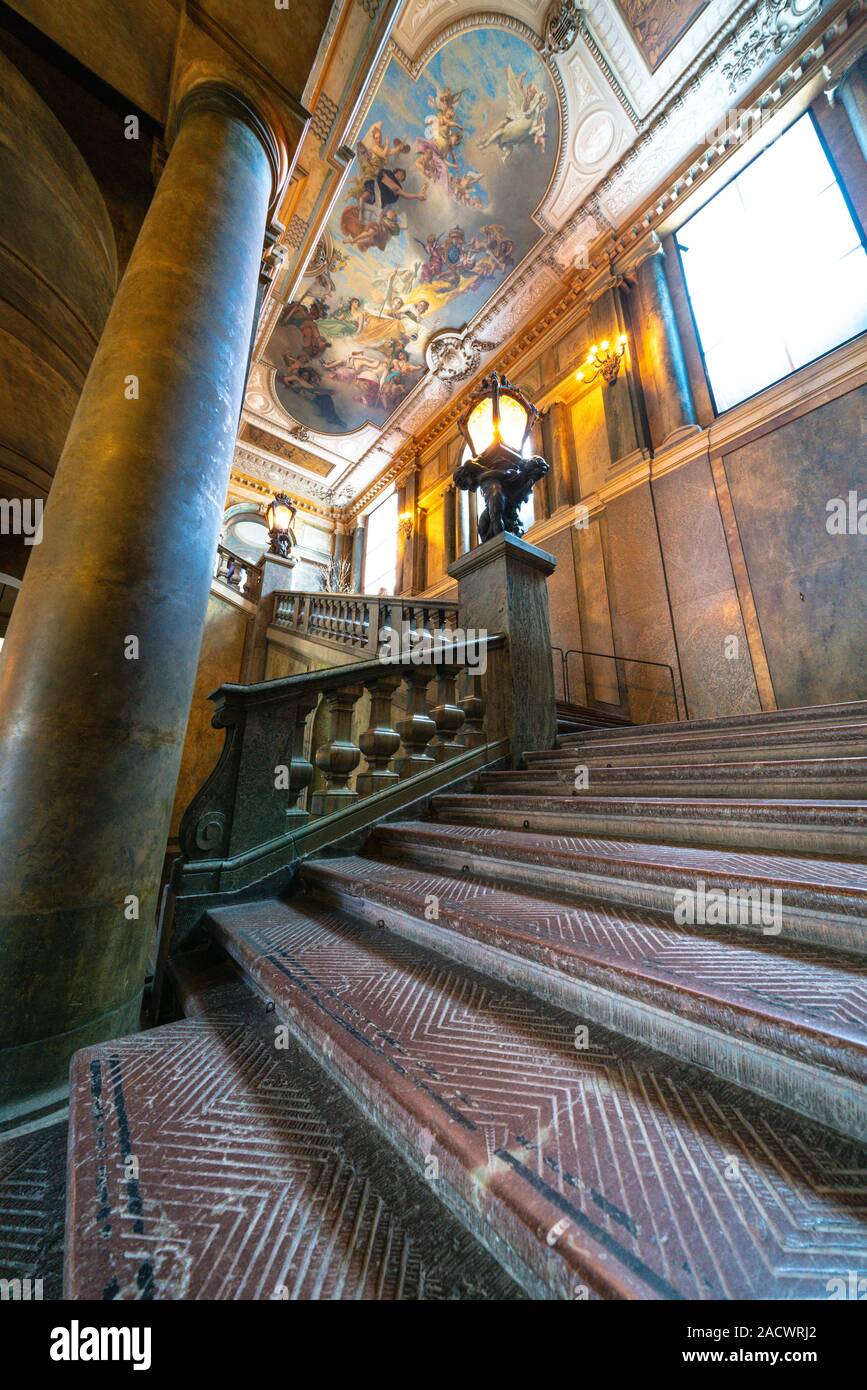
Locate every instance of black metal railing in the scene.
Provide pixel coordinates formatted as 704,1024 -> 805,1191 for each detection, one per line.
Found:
552,645 -> 685,721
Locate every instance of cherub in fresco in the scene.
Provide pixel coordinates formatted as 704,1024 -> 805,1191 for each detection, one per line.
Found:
279,356 -> 345,429
478,66 -> 548,161
451,168 -> 485,210
339,204 -> 403,253
465,225 -> 515,290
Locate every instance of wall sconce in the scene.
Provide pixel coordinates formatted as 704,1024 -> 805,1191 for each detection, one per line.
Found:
266,492 -> 296,559
576,335 -> 628,386
398,511 -> 414,542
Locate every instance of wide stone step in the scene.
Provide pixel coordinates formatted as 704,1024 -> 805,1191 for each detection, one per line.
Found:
301,855 -> 867,1141
210,897 -> 867,1300
432,793 -> 867,856
369,820 -> 867,955
535,722 -> 867,767
65,957 -> 519,1301
556,698 -> 867,745
481,756 -> 867,800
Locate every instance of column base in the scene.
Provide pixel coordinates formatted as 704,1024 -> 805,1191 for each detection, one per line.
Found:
0,992 -> 142,1135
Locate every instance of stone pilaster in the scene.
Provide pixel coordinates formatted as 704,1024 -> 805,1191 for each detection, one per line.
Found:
838,52 -> 867,162
351,516 -> 365,591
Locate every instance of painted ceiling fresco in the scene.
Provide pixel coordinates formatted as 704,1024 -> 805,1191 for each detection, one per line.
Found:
263,25 -> 559,437
616,1 -> 710,73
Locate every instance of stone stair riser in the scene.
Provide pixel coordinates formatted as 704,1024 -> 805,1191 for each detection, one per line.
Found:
372,839 -> 867,956
301,871 -> 867,1143
433,801 -> 867,857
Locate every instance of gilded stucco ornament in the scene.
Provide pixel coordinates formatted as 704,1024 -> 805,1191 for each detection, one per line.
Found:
542,0 -> 584,59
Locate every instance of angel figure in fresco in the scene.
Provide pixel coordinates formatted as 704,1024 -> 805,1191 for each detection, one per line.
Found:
478,67 -> 548,161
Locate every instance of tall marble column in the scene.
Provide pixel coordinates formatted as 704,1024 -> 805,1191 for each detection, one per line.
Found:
351,517 -> 365,591
633,240 -> 697,449
838,53 -> 867,161
0,82 -> 281,1127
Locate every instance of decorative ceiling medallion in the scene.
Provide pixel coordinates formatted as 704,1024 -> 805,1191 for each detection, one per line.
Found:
575,109 -> 617,166
261,24 -> 560,439
425,326 -> 496,382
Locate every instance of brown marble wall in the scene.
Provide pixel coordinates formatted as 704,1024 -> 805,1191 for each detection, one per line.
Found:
723,384 -> 867,708
602,483 -> 684,722
0,48 -> 116,570
572,520 -> 620,709
653,456 -> 760,718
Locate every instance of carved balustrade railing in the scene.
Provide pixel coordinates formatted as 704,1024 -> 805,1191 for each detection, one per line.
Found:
212,544 -> 263,601
170,634 -> 506,913
271,590 -> 461,660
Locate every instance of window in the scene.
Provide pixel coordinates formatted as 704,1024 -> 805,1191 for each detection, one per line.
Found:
363,492 -> 398,594
676,113 -> 867,413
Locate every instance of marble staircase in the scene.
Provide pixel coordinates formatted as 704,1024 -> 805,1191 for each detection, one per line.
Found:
65,700 -> 867,1300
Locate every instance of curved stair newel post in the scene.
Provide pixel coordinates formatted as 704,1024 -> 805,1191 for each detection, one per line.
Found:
179,686 -> 319,862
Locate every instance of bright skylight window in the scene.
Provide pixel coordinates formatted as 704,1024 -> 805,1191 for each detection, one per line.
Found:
363,492 -> 398,594
676,114 -> 867,413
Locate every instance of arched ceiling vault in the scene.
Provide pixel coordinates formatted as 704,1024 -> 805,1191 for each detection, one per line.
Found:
234,0 -> 843,519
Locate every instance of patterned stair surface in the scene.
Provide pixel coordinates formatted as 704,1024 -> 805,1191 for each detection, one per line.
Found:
65,956 -> 521,1301
204,897 -> 867,1300
300,850 -> 867,1138
64,698 -> 867,1299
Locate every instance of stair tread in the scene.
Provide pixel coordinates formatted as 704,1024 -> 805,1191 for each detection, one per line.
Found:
549,724 -> 867,755
66,965 -> 519,1301
555,699 -> 867,743
374,820 -> 867,896
436,793 -> 867,817
303,855 -> 867,1081
485,756 -> 867,776
211,896 -> 867,1300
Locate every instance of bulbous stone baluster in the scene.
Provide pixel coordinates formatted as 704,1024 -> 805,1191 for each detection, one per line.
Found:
285,699 -> 315,830
459,672 -> 487,748
310,683 -> 365,816
355,674 -> 402,795
393,668 -> 437,778
429,668 -> 467,761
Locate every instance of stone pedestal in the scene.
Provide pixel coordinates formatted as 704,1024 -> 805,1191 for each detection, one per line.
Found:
449,533 -> 557,766
244,552 -> 297,682
0,83 -> 279,1128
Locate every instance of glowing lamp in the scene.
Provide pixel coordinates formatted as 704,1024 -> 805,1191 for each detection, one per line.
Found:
459,372 -> 537,462
266,492 -> 296,559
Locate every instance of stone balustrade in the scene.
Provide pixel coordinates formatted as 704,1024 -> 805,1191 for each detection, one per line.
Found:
271,589 -> 460,660
213,543 -> 263,600
177,634 -> 505,880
